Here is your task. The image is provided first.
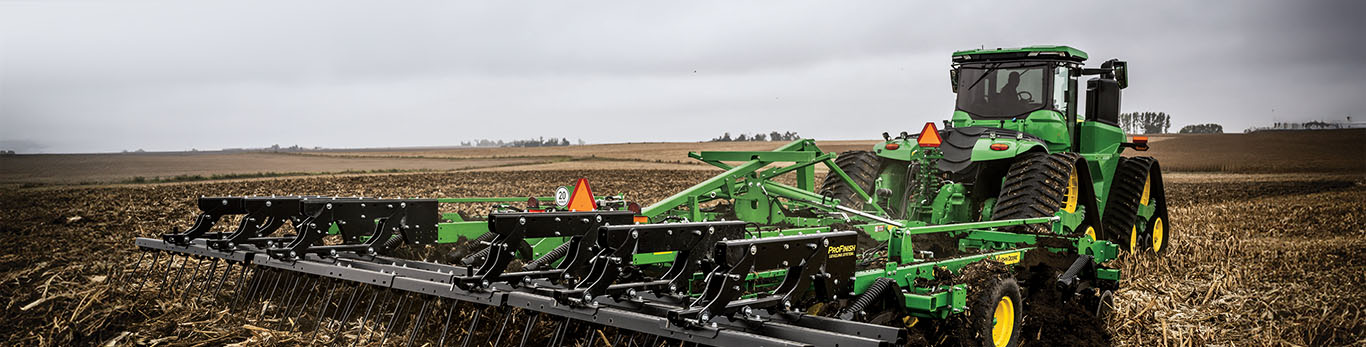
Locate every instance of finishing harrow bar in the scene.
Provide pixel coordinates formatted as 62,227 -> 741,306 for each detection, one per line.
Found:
119,196 -> 902,346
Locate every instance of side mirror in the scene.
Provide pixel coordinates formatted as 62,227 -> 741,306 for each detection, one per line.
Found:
1101,59 -> 1128,89
949,68 -> 959,93
1086,78 -> 1122,125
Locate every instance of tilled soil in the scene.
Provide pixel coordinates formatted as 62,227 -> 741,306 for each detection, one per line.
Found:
0,170 -> 1361,346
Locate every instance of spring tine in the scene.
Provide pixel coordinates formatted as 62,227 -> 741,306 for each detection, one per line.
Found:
169,255 -> 192,293
492,310 -> 512,346
233,267 -> 261,310
356,288 -> 390,347
179,257 -> 202,298
212,262 -> 235,298
160,253 -> 179,290
436,300 -> 457,347
332,284 -> 363,337
258,270 -> 287,321
379,292 -> 409,347
237,268 -> 265,310
378,293 -> 410,346
308,279 -> 340,343
135,251 -> 161,292
404,298 -> 431,347
459,307 -> 481,347
291,276 -> 320,328
517,312 -> 540,347
549,317 -> 568,346
117,251 -> 148,286
192,259 -> 220,305
274,275 -> 304,323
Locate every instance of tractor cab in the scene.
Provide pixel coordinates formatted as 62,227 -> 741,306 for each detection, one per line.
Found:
947,45 -> 1128,154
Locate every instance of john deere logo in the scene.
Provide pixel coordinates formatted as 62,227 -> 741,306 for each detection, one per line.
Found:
827,244 -> 856,258
993,252 -> 1021,265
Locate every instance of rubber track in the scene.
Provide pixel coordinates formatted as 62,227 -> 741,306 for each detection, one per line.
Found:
1101,156 -> 1155,244
820,151 -> 883,209
990,152 -> 1080,233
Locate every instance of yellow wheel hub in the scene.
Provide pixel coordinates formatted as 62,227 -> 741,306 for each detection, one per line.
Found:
1129,225 -> 1139,253
1152,217 -> 1165,252
1063,167 -> 1080,213
991,296 -> 1015,347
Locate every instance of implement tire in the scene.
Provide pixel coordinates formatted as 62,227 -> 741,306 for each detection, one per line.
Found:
969,277 -> 1023,347
990,152 -> 1082,233
820,151 -> 884,210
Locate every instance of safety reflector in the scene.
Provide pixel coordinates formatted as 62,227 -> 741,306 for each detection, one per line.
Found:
990,143 -> 1009,151
1132,136 -> 1148,145
567,178 -> 596,212
917,122 -> 942,148
885,143 -> 900,150
633,216 -> 650,224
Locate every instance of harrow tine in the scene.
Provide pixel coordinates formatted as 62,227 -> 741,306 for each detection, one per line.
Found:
181,257 -> 203,298
212,262 -> 235,298
275,275 -> 304,323
232,266 -> 260,310
356,288 -> 391,347
117,251 -> 148,286
332,283 -> 363,337
378,292 -> 410,346
436,300 -> 457,347
134,251 -> 160,292
258,269 -> 287,322
517,312 -> 540,347
308,278 -> 340,343
160,253 -> 179,290
492,309 -> 512,346
404,298 -> 431,347
193,258 -> 220,305
459,307 -> 481,347
291,276 -> 320,330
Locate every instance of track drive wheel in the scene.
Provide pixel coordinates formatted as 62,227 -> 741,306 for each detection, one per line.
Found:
1102,156 -> 1170,255
820,150 -> 885,210
969,277 -> 1023,347
991,152 -> 1083,234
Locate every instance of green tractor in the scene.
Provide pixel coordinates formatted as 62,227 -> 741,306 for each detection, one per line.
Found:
823,45 -> 1170,256
126,45 -> 1170,347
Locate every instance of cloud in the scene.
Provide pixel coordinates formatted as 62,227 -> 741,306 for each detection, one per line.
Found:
1,0 -> 1362,153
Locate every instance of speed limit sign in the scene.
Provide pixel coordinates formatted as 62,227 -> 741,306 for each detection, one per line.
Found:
555,186 -> 570,207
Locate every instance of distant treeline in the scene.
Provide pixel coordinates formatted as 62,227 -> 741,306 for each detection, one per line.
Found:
1118,112 -> 1172,134
710,131 -> 801,142
1179,123 -> 1224,134
460,137 -> 585,147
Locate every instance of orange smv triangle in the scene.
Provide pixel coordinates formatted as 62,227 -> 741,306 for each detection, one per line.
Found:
566,178 -> 596,212
917,122 -> 942,148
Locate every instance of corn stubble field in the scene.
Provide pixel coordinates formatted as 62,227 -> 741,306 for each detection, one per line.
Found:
0,130 -> 1362,346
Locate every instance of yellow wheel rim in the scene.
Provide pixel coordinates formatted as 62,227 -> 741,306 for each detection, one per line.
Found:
1140,175 -> 1152,206
1063,167 -> 1080,213
1152,217 -> 1165,252
991,296 -> 1015,347
1083,226 -> 1096,241
1129,225 -> 1139,253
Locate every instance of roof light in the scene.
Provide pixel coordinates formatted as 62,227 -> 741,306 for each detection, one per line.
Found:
917,123 -> 942,148
990,143 -> 1009,151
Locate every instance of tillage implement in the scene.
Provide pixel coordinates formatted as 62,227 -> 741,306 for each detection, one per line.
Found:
114,45 -> 1170,347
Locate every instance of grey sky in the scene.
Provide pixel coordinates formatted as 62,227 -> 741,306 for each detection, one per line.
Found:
1,0 -> 1362,153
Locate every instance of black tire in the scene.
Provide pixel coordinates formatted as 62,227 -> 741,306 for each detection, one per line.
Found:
820,151 -> 884,210
990,152 -> 1081,234
968,277 -> 1023,347
1102,156 -> 1165,254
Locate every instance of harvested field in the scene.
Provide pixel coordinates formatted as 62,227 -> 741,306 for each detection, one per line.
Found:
1,169 -> 1362,346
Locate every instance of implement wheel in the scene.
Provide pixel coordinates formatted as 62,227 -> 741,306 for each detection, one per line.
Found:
991,152 -> 1082,234
970,277 -> 1023,347
820,150 -> 885,210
